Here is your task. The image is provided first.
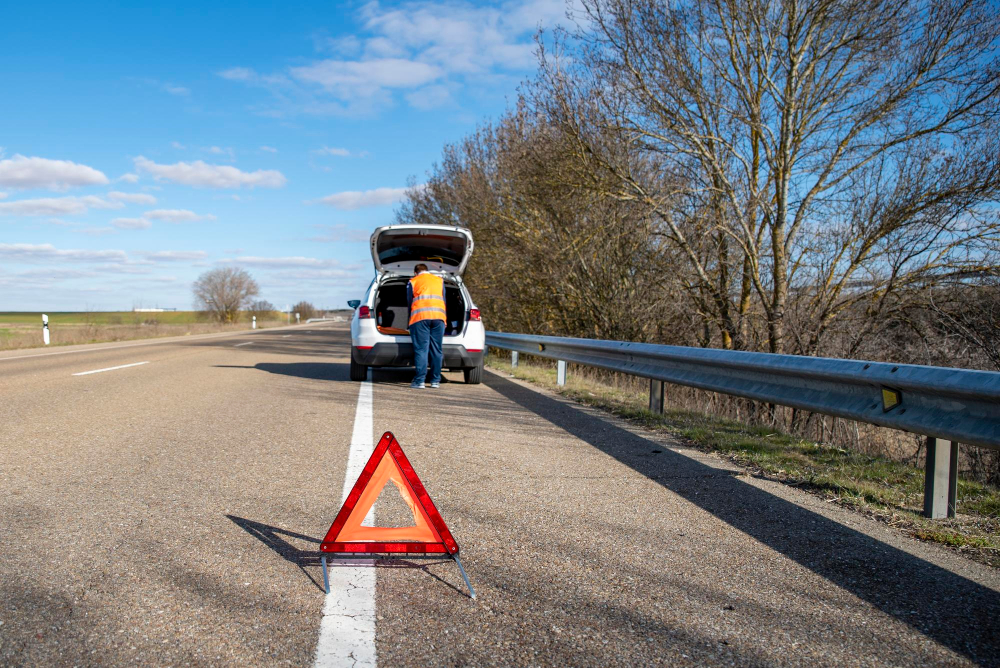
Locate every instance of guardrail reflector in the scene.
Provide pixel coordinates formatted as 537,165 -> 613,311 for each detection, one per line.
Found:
881,387 -> 901,412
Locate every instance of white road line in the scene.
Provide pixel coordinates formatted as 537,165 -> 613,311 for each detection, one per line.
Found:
72,361 -> 149,376
282,335 -> 292,338
315,377 -> 376,668
234,342 -> 253,347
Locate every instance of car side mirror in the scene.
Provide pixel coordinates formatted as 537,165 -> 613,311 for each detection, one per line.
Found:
347,299 -> 361,309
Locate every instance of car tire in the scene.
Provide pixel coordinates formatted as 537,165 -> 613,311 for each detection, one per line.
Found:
464,361 -> 483,384
350,356 -> 368,381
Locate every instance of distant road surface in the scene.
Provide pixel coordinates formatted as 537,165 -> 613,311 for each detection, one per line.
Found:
1,323 -> 998,666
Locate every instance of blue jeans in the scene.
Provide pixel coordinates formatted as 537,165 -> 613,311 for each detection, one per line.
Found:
410,319 -> 444,385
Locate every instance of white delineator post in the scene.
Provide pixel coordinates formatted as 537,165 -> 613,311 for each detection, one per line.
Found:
296,312 -> 300,324
42,314 -> 50,345
252,316 -> 257,330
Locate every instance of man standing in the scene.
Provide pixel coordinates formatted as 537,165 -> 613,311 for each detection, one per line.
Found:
408,263 -> 447,389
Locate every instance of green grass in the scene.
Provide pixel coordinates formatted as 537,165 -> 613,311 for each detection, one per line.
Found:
488,354 -> 1000,567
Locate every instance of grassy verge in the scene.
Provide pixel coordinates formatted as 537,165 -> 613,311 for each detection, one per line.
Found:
0,311 -> 210,325
487,354 -> 1000,568
0,313 -> 289,351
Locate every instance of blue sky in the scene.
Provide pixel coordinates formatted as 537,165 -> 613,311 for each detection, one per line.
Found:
0,0 -> 565,311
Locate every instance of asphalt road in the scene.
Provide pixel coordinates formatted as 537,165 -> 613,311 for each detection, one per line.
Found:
1,324 -> 998,667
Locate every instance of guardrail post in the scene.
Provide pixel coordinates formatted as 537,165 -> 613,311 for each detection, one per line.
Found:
511,351 -> 518,370
557,360 -> 566,386
649,379 -> 665,414
923,437 -> 958,519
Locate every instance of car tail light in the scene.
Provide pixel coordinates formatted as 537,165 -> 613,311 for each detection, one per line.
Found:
358,305 -> 372,319
469,308 -> 481,321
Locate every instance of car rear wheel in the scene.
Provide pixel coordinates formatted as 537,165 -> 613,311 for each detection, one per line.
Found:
463,361 -> 483,384
350,356 -> 368,381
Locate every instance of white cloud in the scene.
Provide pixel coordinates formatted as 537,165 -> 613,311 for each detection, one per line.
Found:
15,268 -> 100,280
140,250 -> 209,262
218,67 -> 255,81
107,191 -> 157,205
309,186 -> 413,210
134,156 -> 286,189
111,217 -> 152,230
218,0 -> 566,116
163,84 -> 190,96
405,84 -> 453,110
117,173 -> 139,183
313,146 -> 352,157
291,58 -> 443,91
267,268 -> 365,284
315,33 -> 363,56
229,255 -> 332,268
310,224 -> 373,243
0,155 -> 109,190
144,209 -> 217,223
205,146 -> 236,160
0,195 -> 123,216
171,141 -> 186,150
0,243 -> 128,263
74,227 -> 117,236
96,263 -> 152,275
0,192 -> 6,199
260,146 -> 278,153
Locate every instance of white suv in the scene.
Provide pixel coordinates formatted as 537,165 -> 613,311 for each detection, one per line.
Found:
348,224 -> 486,383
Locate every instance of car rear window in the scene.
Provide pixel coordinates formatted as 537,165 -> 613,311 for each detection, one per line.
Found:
376,233 -> 466,266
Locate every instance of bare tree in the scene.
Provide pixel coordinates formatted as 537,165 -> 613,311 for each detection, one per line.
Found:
536,0 -> 1000,353
927,271 -> 1000,371
398,106 -> 681,342
248,299 -> 276,319
192,268 -> 259,323
292,301 -> 317,321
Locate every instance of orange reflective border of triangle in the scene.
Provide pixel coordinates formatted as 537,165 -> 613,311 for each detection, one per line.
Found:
320,432 -> 459,554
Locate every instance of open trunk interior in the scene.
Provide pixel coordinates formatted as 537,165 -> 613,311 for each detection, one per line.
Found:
374,278 -> 466,337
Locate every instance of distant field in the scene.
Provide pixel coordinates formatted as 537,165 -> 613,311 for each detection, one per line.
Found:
0,311 -> 290,351
0,311 -> 209,325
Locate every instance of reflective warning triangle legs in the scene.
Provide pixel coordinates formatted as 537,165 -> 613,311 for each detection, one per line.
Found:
321,432 -> 475,599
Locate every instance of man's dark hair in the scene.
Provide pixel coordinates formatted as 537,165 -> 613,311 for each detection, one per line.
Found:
413,263 -> 428,273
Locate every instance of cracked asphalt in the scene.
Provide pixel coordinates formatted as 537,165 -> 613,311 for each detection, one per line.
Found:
1,324 -> 998,666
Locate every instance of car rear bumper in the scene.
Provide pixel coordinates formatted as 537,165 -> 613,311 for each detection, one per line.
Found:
353,343 -> 483,369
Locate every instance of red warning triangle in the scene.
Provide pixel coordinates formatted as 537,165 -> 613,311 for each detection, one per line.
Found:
321,432 -> 459,555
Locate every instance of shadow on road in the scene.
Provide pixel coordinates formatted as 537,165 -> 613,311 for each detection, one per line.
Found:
214,362 -> 349,382
483,372 -> 1000,666
226,515 -> 464,596
226,515 -> 326,591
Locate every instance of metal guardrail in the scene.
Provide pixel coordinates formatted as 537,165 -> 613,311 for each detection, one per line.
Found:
306,317 -> 346,324
485,331 -> 1000,519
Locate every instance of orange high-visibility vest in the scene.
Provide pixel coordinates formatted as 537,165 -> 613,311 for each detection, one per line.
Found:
409,272 -> 447,326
